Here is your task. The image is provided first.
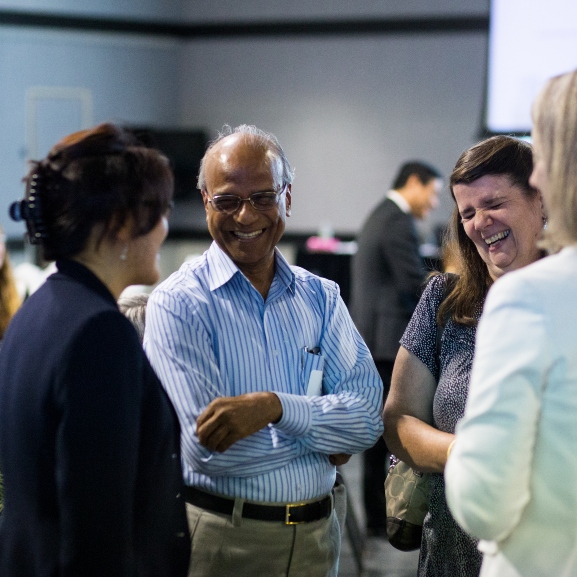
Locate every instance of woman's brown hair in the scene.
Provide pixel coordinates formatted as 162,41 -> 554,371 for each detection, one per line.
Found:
14,123 -> 173,262
438,135 -> 538,326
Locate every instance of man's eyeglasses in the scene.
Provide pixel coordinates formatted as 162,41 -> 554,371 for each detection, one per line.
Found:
206,184 -> 288,215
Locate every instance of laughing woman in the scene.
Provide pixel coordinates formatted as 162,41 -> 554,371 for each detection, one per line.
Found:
0,124 -> 189,577
384,135 -> 545,577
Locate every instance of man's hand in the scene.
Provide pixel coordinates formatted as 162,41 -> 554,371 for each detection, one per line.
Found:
196,392 -> 283,452
329,454 -> 351,466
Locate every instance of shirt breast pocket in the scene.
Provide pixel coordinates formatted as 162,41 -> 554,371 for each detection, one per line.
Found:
301,350 -> 325,396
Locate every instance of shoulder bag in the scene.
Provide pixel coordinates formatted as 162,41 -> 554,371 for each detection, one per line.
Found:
384,273 -> 458,551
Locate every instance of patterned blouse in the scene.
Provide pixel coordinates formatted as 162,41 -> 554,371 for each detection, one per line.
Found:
399,274 -> 483,577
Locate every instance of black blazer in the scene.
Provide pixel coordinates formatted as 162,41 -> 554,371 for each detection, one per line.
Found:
350,198 -> 425,361
0,260 -> 190,577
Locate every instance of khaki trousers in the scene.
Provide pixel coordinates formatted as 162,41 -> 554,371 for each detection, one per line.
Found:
185,495 -> 341,577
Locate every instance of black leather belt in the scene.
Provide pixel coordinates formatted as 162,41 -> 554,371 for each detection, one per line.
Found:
184,486 -> 332,525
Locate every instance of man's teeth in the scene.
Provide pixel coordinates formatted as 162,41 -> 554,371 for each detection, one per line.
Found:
485,230 -> 510,245
234,230 -> 263,239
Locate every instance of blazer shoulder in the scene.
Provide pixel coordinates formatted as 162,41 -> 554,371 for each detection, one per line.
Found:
363,198 -> 411,228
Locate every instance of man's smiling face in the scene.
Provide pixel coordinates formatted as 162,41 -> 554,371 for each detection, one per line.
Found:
202,133 -> 291,279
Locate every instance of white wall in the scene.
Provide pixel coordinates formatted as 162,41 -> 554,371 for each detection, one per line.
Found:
0,27 -> 183,237
0,0 -> 492,241
178,0 -> 490,238
0,0 -> 185,20
0,2 -> 187,238
178,31 -> 488,237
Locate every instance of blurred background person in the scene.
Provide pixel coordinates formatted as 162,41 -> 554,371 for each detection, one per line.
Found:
350,161 -> 442,537
12,260 -> 56,301
118,292 -> 149,345
0,224 -> 21,342
0,123 -> 189,577
446,69 -> 577,577
384,135 -> 545,576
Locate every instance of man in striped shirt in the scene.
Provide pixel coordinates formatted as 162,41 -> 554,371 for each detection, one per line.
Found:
145,124 -> 383,577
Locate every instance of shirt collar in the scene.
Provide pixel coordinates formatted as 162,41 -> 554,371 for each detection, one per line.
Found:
273,247 -> 296,295
206,241 -> 295,295
387,189 -> 412,214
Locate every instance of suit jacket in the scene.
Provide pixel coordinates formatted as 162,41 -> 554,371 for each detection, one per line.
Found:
0,259 -> 190,577
445,246 -> 577,577
350,197 -> 425,361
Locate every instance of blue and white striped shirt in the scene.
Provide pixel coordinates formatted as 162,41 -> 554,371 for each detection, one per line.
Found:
145,242 -> 383,503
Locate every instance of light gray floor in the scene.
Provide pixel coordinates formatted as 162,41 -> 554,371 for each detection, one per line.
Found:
337,453 -> 420,577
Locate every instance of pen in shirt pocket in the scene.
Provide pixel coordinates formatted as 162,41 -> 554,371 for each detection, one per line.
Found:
301,345 -> 321,367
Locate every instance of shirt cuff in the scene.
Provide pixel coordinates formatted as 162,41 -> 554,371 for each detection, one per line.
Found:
274,392 -> 312,437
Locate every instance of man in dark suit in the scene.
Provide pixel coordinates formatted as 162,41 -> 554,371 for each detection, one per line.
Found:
350,161 -> 442,537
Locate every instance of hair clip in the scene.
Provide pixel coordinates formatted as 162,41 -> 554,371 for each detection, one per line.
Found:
8,171 -> 48,244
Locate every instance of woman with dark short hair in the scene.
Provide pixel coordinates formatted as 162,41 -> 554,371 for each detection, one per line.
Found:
0,123 -> 189,577
384,135 -> 546,577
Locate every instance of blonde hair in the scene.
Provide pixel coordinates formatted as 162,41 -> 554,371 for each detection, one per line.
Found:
0,230 -> 21,339
532,69 -> 577,251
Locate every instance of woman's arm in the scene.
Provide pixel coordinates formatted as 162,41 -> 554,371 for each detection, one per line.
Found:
383,346 -> 454,473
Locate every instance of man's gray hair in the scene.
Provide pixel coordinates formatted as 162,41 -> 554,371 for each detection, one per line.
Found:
197,124 -> 295,191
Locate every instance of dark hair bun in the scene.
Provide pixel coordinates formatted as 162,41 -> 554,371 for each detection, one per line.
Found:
10,123 -> 173,260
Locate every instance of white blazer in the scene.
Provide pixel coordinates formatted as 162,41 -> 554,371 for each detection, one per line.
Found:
445,246 -> 577,577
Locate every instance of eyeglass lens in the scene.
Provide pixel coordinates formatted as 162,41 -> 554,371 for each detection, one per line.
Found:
210,188 -> 285,214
